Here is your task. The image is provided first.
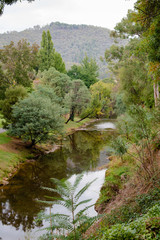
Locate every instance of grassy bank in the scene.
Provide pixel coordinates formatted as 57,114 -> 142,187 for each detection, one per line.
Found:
0,132 -> 32,184
84,150 -> 160,239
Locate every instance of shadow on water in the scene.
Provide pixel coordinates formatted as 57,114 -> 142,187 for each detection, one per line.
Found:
0,119 -> 116,239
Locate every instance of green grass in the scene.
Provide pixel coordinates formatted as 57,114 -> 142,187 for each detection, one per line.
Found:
96,157 -> 135,207
0,132 -> 11,144
0,132 -> 29,183
0,149 -> 20,182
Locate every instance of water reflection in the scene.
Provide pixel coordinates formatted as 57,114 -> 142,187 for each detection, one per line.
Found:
0,120 -> 116,239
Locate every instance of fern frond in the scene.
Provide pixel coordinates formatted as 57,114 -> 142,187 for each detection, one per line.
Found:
74,199 -> 92,210
73,172 -> 84,191
75,178 -> 97,202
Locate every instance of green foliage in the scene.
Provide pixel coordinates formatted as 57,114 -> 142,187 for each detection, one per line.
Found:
110,137 -> 128,161
85,81 -> 114,118
80,55 -> 99,88
105,45 -> 124,62
38,30 -> 66,73
96,163 -> 132,207
134,0 -> 160,28
39,30 -> 55,72
40,67 -> 72,104
101,188 -> 160,228
113,9 -> 144,38
67,55 -> 99,88
101,204 -> 160,240
114,93 -> 126,116
54,51 -> 66,73
65,79 -> 90,122
114,105 -> 160,179
0,39 -> 39,87
38,172 -> 97,239
0,85 -> 28,128
9,90 -> 63,146
147,17 -> 160,62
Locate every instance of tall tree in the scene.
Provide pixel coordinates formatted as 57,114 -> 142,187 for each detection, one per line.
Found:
39,30 -> 66,73
112,1 -> 160,107
39,30 -> 55,72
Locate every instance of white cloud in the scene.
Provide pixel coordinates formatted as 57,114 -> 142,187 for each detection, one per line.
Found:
0,0 -> 136,33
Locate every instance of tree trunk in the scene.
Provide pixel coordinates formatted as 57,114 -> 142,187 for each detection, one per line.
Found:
153,81 -> 159,107
76,112 -> 91,123
65,106 -> 75,124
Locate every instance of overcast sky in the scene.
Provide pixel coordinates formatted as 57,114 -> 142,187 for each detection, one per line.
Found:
0,0 -> 136,33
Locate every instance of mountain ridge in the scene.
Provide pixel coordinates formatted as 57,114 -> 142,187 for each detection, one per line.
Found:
0,22 -> 125,78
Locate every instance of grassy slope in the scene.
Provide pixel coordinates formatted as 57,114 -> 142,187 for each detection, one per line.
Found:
0,132 -> 31,184
84,151 -> 160,239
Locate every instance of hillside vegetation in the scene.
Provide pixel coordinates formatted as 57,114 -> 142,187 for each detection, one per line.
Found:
0,22 -> 126,77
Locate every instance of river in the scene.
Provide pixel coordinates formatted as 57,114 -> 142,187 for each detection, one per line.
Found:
0,119 -> 116,240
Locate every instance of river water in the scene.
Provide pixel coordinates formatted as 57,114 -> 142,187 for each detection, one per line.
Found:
0,119 -> 116,240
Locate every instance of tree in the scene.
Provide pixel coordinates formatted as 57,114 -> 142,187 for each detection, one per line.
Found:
89,81 -> 114,118
65,79 -> 90,123
134,0 -> 160,28
0,85 -> 28,127
113,9 -> 144,38
80,55 -> 99,88
67,55 -> 99,88
112,105 -> 160,179
38,30 -> 55,72
104,38 -> 154,108
39,172 -> 97,240
38,30 -> 66,73
54,51 -> 66,73
112,1 -> 160,107
10,92 -> 63,147
0,39 -> 39,87
41,67 -> 72,104
0,65 -> 9,100
0,0 -> 34,15
67,65 -> 82,80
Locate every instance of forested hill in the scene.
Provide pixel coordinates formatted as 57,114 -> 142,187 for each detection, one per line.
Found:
0,22 -> 125,66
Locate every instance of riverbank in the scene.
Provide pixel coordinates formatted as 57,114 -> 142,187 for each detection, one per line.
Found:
0,117 -> 93,185
83,149 -> 160,239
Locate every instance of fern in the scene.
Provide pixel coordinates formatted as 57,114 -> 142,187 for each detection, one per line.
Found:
38,172 -> 98,239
